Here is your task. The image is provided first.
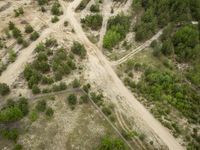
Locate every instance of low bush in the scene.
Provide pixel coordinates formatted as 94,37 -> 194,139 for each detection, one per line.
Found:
36,100 -> 46,112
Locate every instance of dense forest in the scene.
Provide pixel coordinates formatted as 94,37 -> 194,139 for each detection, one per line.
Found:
134,0 -> 200,41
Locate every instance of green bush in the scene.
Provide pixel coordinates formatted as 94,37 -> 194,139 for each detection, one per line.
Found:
71,41 -> 86,58
28,111 -> 38,122
0,83 -> 10,96
18,97 -> 29,116
37,0 -> 48,5
12,27 -> 22,38
45,107 -> 54,117
95,136 -> 128,150
0,106 -> 23,122
52,82 -> 67,92
67,94 -> 77,105
30,31 -> 39,41
36,100 -> 46,112
0,128 -> 19,141
25,24 -> 34,33
9,21 -> 15,30
90,4 -> 100,12
81,14 -> 103,30
72,79 -> 80,88
51,16 -> 59,23
102,106 -> 112,116
80,94 -> 89,103
32,85 -> 41,94
13,144 -> 23,150
103,15 -> 130,49
51,2 -> 61,16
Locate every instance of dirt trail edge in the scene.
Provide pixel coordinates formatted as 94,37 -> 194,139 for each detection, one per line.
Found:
64,0 -> 184,150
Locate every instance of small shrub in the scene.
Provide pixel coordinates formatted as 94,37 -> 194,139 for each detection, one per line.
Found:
12,27 -> 22,38
0,83 -> 10,96
102,106 -> 112,116
28,111 -> 38,122
32,85 -> 41,94
36,100 -> 46,112
71,41 -> 86,58
8,21 -> 15,30
13,144 -> 23,150
45,107 -> 54,117
30,31 -> 39,41
67,94 -> 77,105
0,128 -> 19,141
72,79 -> 80,88
64,21 -> 68,26
25,24 -> 34,33
80,94 -> 89,103
51,16 -> 59,23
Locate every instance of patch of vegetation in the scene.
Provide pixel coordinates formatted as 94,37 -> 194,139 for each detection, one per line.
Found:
0,97 -> 28,122
45,107 -> 54,117
36,100 -> 47,112
25,24 -> 34,33
0,83 -> 10,96
133,0 -> 200,41
14,7 -> 24,17
95,136 -> 128,150
90,4 -> 100,12
51,2 -> 62,16
71,41 -> 86,58
28,111 -> 38,122
23,39 -> 78,93
81,14 -> 103,30
76,0 -> 90,11
0,128 -> 19,141
30,31 -> 39,41
103,15 -> 130,49
67,94 -> 77,106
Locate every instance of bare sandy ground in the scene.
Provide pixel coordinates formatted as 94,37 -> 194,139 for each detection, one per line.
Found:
0,0 -> 184,149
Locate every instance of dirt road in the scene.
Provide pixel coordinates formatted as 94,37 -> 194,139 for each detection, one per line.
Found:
64,0 -> 184,150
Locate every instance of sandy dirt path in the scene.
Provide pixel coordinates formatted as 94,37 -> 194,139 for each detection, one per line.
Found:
64,0 -> 184,150
112,30 -> 163,66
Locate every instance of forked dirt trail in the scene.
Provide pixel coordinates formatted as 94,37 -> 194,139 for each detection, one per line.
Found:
64,0 -> 184,150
